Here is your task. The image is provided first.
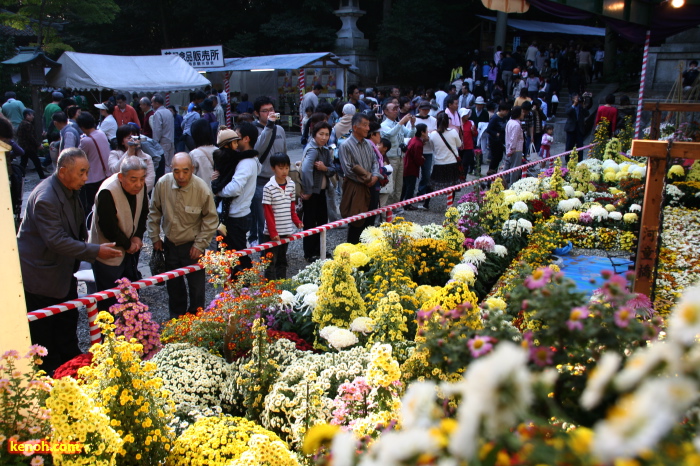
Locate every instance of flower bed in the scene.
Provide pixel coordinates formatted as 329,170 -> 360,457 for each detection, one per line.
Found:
5,144 -> 700,466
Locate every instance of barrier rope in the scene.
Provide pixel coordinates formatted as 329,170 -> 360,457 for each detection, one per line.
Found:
27,144 -> 594,343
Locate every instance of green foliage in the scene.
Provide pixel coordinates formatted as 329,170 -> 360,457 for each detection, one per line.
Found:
378,0 -> 447,83
0,0 -> 119,53
589,118 -> 609,160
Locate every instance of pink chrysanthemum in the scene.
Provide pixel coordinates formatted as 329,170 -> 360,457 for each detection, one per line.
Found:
614,306 -> 634,328
467,335 -> 494,358
566,306 -> 590,331
530,345 -> 554,367
524,267 -> 554,290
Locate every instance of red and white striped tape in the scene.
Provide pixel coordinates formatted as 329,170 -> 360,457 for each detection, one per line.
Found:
634,30 -> 651,139
28,144 -> 594,342
165,92 -> 170,108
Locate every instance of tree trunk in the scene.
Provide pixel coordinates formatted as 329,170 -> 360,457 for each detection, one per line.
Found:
603,24 -> 617,79
383,0 -> 392,21
158,0 -> 170,49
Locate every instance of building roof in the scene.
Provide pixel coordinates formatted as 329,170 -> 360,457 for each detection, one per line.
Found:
197,52 -> 356,73
478,15 -> 606,36
1,47 -> 61,67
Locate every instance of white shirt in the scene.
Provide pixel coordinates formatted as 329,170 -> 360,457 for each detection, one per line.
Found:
435,90 -> 448,111
429,128 -> 462,166
98,114 -> 118,141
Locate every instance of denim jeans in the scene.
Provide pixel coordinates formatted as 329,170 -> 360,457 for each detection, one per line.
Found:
248,179 -> 266,243
417,153 -> 433,196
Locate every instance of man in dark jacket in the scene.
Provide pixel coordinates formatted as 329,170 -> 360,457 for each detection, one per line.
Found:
564,94 -> 589,162
18,148 -> 122,374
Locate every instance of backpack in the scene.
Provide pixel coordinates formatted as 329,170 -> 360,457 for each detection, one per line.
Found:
332,131 -> 351,177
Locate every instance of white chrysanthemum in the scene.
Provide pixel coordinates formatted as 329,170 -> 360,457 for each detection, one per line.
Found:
296,283 -> 319,296
580,352 -> 621,410
588,205 -> 609,220
462,249 -> 487,265
511,201 -> 528,213
446,343 -> 532,459
359,226 -> 384,243
667,285 -> 700,346
400,381 -> 439,430
409,223 -> 424,238
558,199 -> 575,212
563,185 -> 575,198
420,223 -> 444,240
608,211 -> 622,221
319,326 -> 341,340
629,203 -> 642,212
592,377 -> 698,462
373,429 -> 440,465
510,177 -> 541,194
493,245 -> 508,257
569,198 -> 582,210
581,158 -> 603,173
302,292 -> 318,311
517,218 -> 532,233
614,342 -> 682,391
324,328 -> 359,350
349,317 -> 375,334
628,165 -> 646,178
451,263 -> 477,285
279,290 -> 295,307
602,160 -> 619,171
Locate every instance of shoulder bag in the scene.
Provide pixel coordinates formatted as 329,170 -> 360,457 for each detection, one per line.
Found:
438,131 -> 465,180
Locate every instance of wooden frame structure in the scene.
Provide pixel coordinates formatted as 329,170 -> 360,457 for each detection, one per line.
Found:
631,102 -> 700,298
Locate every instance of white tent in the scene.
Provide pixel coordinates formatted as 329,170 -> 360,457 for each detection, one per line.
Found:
47,51 -> 211,93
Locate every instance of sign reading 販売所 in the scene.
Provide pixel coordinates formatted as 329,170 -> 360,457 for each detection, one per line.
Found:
161,45 -> 224,69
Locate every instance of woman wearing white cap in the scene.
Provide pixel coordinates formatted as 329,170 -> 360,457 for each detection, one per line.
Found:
95,101 -> 118,146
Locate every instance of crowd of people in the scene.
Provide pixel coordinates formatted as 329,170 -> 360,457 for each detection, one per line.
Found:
1,38 -> 646,374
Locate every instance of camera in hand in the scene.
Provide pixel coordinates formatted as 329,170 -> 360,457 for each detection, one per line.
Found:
399,143 -> 408,153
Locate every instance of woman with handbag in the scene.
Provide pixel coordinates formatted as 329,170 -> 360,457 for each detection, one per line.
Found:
300,121 -> 335,262
426,112 -> 462,208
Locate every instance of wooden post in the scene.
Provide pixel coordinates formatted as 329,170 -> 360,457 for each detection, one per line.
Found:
0,141 -> 33,362
630,140 -> 700,298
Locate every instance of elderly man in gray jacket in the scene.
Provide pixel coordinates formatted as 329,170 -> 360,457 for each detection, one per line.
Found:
18,147 -> 122,374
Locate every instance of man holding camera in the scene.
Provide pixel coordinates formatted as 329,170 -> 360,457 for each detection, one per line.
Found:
250,96 -> 287,247
380,102 -> 415,208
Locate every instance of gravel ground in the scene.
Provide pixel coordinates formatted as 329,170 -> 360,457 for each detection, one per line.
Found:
17,132 -> 561,352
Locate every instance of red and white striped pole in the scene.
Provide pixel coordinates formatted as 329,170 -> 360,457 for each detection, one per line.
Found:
299,68 -> 305,101
165,92 -> 170,107
225,71 -> 232,128
634,30 -> 651,139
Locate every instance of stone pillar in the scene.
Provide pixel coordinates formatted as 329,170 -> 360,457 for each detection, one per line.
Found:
495,11 -> 507,51
334,0 -> 379,85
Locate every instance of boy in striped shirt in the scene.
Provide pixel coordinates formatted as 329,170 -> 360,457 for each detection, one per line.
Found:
262,153 -> 304,279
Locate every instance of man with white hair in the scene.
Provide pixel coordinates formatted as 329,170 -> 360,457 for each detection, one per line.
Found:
139,97 -> 154,138
147,152 -> 218,318
89,156 -> 149,308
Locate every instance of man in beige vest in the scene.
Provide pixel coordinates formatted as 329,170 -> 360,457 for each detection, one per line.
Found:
89,156 -> 148,309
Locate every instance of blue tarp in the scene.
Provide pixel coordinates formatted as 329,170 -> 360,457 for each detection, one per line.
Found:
559,255 -> 634,297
